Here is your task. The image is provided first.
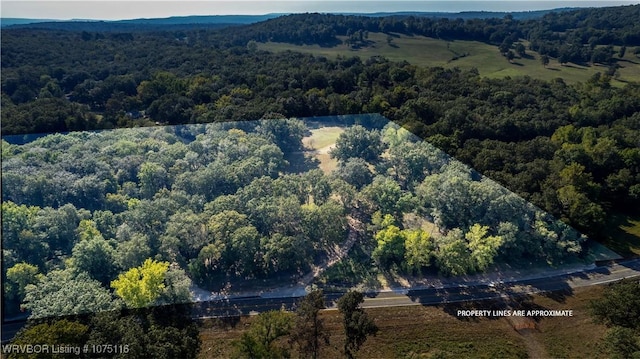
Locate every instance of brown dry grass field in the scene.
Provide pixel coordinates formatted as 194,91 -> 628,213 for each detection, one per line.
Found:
197,285 -> 609,358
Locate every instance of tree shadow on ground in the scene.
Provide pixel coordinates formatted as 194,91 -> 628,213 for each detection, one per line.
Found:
600,213 -> 640,258
616,58 -> 638,65
562,63 -> 587,70
285,151 -> 320,173
198,315 -> 242,330
379,268 -> 411,291
536,288 -> 573,303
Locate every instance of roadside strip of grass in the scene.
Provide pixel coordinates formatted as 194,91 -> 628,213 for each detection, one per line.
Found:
198,284 -> 612,358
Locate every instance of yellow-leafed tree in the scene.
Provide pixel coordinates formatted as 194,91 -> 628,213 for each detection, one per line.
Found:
111,259 -> 169,308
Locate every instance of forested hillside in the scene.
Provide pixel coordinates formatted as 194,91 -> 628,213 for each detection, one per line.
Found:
221,5 -> 640,62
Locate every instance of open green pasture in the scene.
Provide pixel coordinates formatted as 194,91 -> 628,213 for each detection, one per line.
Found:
302,126 -> 344,150
258,32 -> 640,86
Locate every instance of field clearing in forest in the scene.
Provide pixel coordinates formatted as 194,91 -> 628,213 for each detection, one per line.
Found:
259,32 -> 640,86
302,125 -> 344,174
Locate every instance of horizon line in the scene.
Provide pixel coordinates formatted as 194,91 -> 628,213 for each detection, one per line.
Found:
2,1 -> 638,22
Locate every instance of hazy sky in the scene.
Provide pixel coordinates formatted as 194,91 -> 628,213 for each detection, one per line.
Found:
2,1 -> 638,20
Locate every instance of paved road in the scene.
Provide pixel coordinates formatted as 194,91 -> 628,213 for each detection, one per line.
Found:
3,259 -> 639,342
190,258 -> 640,317
362,258 -> 640,309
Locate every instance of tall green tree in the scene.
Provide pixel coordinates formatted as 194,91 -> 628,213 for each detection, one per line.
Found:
5,262 -> 41,300
138,162 -> 168,198
34,204 -> 86,253
206,210 -> 261,276
234,310 -> 293,359
337,291 -> 378,359
4,262 -> 41,314
1,201 -> 47,268
290,290 -> 329,359
116,232 -> 152,270
301,201 -> 347,250
433,229 -> 473,276
541,54 -> 550,67
333,157 -> 373,189
256,117 -> 306,152
361,176 -> 413,220
158,265 -> 193,304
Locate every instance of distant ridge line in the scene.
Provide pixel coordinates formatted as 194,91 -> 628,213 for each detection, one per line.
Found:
0,7 -> 580,29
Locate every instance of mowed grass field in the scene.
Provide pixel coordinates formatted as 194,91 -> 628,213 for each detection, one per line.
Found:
303,126 -> 344,150
258,32 -> 640,86
197,285 -> 610,358
302,125 -> 345,174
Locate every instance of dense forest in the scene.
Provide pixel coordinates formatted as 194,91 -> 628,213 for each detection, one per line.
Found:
2,8 -> 639,243
220,5 -> 640,61
2,118 -> 591,321
2,5 -> 640,356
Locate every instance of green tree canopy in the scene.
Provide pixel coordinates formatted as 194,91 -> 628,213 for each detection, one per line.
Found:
234,310 -> 293,359
590,280 -> 640,359
6,262 -> 41,299
590,279 -> 640,330
433,229 -> 473,276
256,117 -> 306,152
330,125 -> 386,163
466,224 -> 503,272
87,306 -> 201,359
23,269 -> 120,319
372,215 -> 406,268
4,262 -> 42,314
403,228 -> 434,273
9,319 -> 88,359
333,157 -> 373,189
601,326 -> 640,359
71,219 -> 117,285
